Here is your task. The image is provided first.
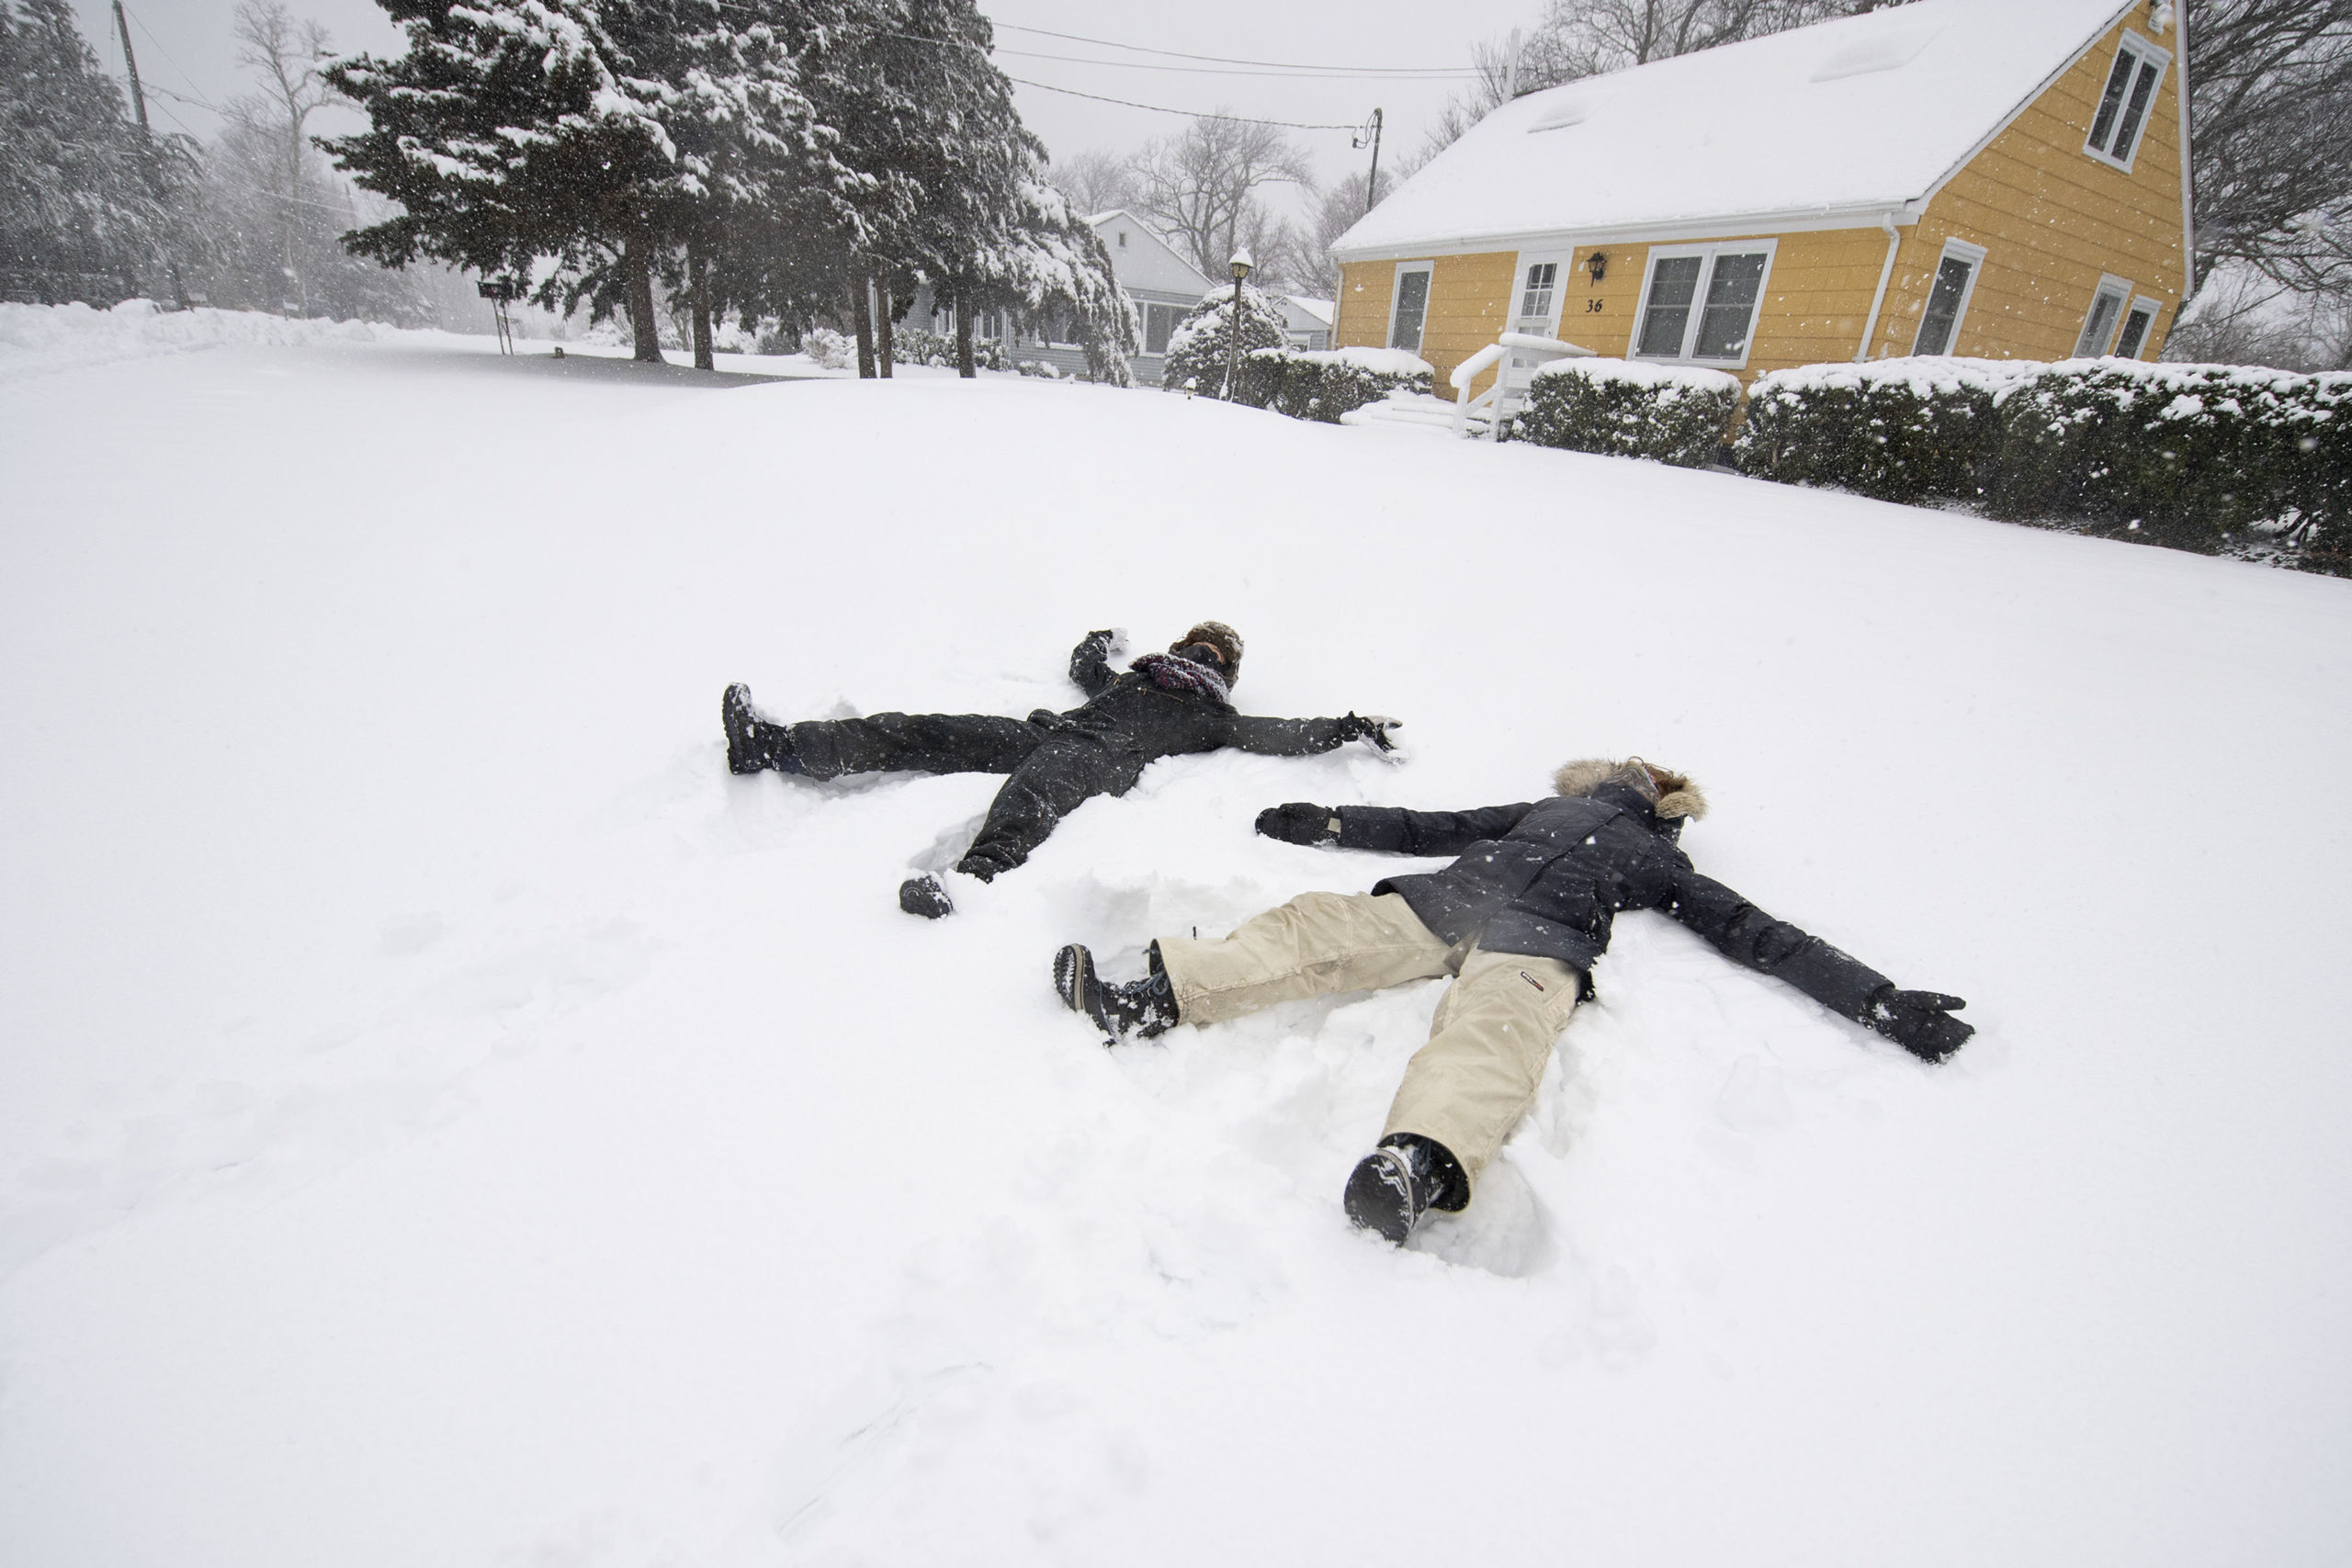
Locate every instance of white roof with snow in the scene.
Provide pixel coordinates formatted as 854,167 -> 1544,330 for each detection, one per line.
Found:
1334,0 -> 2137,257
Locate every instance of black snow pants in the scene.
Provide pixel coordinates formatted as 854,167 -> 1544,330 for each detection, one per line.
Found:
786,712 -> 1148,880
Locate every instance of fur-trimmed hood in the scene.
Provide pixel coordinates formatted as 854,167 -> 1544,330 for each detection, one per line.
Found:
1553,758 -> 1708,821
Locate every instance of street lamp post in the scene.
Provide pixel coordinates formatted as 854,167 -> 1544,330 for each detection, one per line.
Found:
1223,250 -> 1253,401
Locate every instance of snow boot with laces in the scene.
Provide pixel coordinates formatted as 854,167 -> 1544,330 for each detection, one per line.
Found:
1342,1134 -> 1468,1246
722,683 -> 802,775
1053,942 -> 1179,1044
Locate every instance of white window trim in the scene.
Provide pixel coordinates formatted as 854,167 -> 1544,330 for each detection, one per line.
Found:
1509,250 -> 1574,339
2116,294 -> 2164,359
1627,239 -> 1779,369
2083,29 -> 2171,175
1911,236 -> 1989,357
1388,261 -> 1435,353
2075,273 -> 2135,357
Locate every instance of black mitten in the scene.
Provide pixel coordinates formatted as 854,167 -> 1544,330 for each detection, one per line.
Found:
1256,802 -> 1340,845
1867,987 -> 1973,1063
1335,712 -> 1401,752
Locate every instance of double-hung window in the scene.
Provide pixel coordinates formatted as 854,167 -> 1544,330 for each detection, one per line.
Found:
2084,32 -> 2170,172
1912,238 -> 1988,357
2075,275 -> 2134,356
2112,296 -> 2163,359
1143,302 -> 1182,356
1389,262 -> 1433,353
1632,242 -> 1775,367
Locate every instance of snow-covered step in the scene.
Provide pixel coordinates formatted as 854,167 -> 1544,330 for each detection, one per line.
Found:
1341,389 -> 1491,436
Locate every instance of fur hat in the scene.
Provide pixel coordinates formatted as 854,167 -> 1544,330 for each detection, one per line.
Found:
1170,621 -> 1243,687
1553,757 -> 1708,821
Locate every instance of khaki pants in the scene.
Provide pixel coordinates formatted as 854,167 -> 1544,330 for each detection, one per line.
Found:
1156,891 -> 1580,1199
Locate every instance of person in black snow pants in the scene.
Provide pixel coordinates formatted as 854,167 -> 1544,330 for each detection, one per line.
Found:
1052,758 -> 1973,1245
722,623 -> 1400,918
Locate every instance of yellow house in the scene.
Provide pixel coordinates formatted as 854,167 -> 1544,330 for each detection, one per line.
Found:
1329,0 -> 2194,394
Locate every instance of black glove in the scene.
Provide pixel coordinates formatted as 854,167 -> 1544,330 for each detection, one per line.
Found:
1335,712 -> 1401,753
1866,987 -> 1973,1063
1256,802 -> 1340,845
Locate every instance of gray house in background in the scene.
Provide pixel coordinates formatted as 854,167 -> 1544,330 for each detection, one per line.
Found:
902,210 -> 1217,385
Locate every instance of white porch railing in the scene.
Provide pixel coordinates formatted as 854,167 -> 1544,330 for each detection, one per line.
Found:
1449,332 -> 1597,439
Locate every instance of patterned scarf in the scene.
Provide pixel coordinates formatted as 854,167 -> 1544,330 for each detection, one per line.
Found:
1129,652 -> 1232,705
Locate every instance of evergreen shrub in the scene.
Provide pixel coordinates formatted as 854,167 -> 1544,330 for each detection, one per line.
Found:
1514,358 -> 1742,468
1239,345 -> 1434,422
1735,357 -> 2027,503
1986,361 -> 2352,569
1164,283 -> 1288,398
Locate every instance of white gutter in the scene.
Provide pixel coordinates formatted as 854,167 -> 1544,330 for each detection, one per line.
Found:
1855,213 -> 1904,362
1330,202 -> 1917,265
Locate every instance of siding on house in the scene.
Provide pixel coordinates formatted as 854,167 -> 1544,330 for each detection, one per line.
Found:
1875,10 -> 2186,361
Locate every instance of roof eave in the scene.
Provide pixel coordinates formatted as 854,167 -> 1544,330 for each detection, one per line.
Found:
1329,201 -> 1928,265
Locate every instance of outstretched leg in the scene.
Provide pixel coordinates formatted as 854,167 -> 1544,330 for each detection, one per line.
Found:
1155,891 -> 1456,1024
952,737 -> 1145,881
1382,946 -> 1582,1204
724,686 -> 1044,781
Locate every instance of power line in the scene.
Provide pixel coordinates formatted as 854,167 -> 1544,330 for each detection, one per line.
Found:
996,46 -> 1473,81
995,22 -> 1466,76
1001,76 -> 1367,130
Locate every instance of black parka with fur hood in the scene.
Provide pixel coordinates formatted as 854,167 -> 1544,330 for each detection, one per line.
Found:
1335,761 -> 1894,1022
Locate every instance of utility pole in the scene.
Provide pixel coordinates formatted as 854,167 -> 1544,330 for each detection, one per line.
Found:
1359,108 -> 1385,216
112,0 -> 151,134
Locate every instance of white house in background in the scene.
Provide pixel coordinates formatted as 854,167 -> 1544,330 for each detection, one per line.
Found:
1279,296 -> 1335,351
902,210 -> 1217,384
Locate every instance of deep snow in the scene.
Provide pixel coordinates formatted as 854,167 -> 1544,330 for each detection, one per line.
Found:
3,318 -> 2349,1567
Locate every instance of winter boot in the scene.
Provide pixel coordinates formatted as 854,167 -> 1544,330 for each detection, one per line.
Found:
1342,1134 -> 1467,1246
722,684 -> 802,775
899,874 -> 955,919
1052,942 -> 1179,1043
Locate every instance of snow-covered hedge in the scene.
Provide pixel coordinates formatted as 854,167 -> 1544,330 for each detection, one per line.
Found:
1164,284 -> 1288,398
1238,344 -> 1434,423
0,299 -> 398,384
1513,357 -> 1742,468
1735,356 -> 2030,504
1987,361 -> 2351,566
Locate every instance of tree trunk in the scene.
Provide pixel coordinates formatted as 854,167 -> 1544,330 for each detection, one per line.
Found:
875,275 -> 895,378
848,262 -> 876,378
625,232 -> 662,363
688,237 -> 714,372
954,287 -> 976,378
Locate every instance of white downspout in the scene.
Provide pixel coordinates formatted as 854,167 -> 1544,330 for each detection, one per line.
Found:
2170,0 -> 2196,302
1855,213 -> 1903,362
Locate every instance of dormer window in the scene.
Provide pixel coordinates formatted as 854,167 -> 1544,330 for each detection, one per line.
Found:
2084,31 -> 2169,172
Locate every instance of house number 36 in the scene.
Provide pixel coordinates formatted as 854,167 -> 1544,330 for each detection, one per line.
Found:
1585,299 -> 1605,312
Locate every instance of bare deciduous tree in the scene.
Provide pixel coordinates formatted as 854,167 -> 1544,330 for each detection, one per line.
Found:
2186,0 -> 2352,295
1047,149 -> 1141,216
1126,113 -> 1317,280
230,0 -> 340,313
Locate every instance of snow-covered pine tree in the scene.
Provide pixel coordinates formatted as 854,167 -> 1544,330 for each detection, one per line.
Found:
959,183 -> 1136,384
0,0 -> 201,305
326,0 -> 797,361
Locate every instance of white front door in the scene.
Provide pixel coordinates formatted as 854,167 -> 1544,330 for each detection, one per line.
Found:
1510,253 -> 1571,339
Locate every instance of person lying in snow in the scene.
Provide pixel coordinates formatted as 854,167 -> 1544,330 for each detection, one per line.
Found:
1051,758 -> 1973,1245
723,623 -> 1399,917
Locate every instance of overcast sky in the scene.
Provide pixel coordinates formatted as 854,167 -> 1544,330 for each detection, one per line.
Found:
74,0 -> 1517,208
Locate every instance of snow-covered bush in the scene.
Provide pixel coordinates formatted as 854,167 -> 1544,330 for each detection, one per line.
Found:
802,327 -> 851,369
1514,358 -> 1742,468
1988,361 -> 2352,570
1240,344 -> 1434,423
1164,284 -> 1288,399
1735,357 -> 2029,504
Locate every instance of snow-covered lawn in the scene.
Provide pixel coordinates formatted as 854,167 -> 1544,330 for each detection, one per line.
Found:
3,319 -> 2348,1566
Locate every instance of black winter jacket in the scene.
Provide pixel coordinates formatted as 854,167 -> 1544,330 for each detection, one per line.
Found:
1339,779 -> 1893,1022
1050,631 -> 1363,760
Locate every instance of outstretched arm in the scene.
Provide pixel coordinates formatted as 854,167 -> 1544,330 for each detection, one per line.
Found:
1069,629 -> 1125,698
1665,868 -> 1972,1061
1257,800 -> 1539,854
1227,712 -> 1400,757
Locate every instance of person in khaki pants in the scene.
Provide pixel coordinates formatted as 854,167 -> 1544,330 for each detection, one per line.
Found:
1053,759 -> 1973,1244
